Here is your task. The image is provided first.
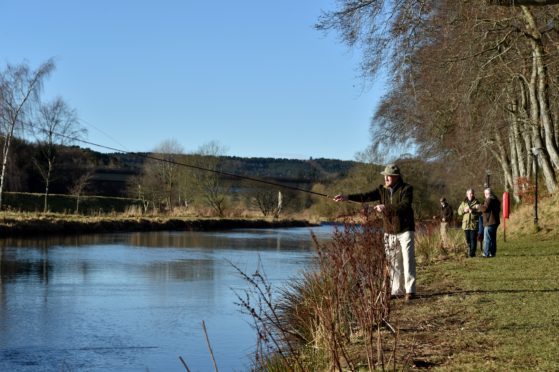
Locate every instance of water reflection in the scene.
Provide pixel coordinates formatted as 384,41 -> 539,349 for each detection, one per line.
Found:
0,226 -> 331,371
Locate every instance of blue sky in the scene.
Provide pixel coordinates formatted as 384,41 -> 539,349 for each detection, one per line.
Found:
1,1 -> 386,160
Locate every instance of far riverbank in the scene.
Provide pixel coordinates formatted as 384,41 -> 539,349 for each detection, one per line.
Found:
0,214 -> 319,237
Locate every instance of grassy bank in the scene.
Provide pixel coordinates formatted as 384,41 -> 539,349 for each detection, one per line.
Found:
506,193 -> 559,239
392,237 -> 558,370
0,212 -> 316,236
237,202 -> 558,370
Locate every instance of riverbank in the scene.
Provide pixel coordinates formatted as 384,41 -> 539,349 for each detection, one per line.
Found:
392,236 -> 558,370
0,213 -> 318,236
243,214 -> 558,370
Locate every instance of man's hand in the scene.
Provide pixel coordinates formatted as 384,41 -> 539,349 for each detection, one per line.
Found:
333,194 -> 347,202
374,204 -> 385,213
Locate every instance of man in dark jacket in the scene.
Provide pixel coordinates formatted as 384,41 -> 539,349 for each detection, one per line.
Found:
334,164 -> 417,300
480,187 -> 501,257
439,197 -> 453,249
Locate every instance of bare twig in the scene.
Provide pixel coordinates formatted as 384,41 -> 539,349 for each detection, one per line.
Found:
178,356 -> 191,372
202,320 -> 219,372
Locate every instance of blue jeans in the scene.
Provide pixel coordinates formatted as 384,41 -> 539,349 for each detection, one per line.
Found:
483,225 -> 498,257
464,230 -> 477,257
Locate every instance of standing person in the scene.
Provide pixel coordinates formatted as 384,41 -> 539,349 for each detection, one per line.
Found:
477,214 -> 484,247
333,164 -> 417,301
439,197 -> 453,249
480,187 -> 501,257
457,189 -> 481,257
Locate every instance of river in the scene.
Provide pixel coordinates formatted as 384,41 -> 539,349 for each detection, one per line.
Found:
0,225 -> 334,371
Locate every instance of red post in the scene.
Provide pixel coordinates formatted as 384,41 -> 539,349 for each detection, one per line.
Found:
503,192 -> 509,242
503,192 -> 510,219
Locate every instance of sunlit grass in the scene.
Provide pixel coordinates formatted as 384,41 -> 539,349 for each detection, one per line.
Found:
392,237 -> 559,370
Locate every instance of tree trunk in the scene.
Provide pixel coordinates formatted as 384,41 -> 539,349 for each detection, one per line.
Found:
0,121 -> 18,209
522,5 -> 559,169
512,114 -> 526,177
493,128 -> 515,192
517,78 -> 534,179
508,124 -> 521,202
75,195 -> 80,214
525,48 -> 557,192
43,159 -> 53,213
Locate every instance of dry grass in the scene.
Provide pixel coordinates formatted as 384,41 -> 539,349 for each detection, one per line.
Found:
234,212 -> 397,371
0,211 -> 314,236
506,193 -> 559,239
389,237 -> 559,370
415,222 -> 467,265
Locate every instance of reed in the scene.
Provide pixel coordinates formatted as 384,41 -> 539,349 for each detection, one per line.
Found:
415,221 -> 467,264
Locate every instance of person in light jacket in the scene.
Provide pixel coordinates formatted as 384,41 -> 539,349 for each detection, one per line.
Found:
457,188 -> 481,257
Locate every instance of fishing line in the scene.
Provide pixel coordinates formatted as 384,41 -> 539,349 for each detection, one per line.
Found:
52,131 -> 356,202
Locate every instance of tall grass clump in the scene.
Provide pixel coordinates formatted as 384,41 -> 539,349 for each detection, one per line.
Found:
234,211 -> 396,371
415,221 -> 467,264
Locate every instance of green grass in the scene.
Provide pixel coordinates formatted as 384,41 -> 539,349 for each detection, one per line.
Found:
392,237 -> 559,370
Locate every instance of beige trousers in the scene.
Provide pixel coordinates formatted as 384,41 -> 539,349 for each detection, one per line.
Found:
384,231 -> 416,295
440,221 -> 449,248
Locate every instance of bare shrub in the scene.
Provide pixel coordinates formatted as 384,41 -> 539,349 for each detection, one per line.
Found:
234,211 -> 395,371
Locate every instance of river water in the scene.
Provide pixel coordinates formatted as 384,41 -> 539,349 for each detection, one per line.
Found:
0,225 -> 334,371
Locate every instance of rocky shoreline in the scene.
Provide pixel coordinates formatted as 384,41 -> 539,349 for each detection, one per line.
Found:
0,216 -> 319,237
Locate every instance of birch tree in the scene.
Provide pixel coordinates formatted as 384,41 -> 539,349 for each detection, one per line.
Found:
190,141 -> 229,217
0,60 -> 55,209
32,97 -> 85,212
69,168 -> 94,214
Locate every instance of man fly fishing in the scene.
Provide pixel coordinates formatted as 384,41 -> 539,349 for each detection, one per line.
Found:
333,164 -> 417,301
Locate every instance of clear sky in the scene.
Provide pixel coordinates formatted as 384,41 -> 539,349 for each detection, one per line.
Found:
1,0 -> 385,161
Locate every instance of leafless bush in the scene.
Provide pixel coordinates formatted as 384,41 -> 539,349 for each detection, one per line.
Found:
234,211 -> 396,371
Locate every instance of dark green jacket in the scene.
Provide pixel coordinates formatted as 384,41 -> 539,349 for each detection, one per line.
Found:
441,203 -> 453,223
348,179 -> 415,234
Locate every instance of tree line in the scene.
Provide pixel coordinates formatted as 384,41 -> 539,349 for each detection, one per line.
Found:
0,60 -> 361,217
0,58 -> 461,220
318,0 -> 559,202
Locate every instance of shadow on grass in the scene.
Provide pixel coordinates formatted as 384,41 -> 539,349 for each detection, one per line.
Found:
420,288 -> 559,298
500,252 -> 559,257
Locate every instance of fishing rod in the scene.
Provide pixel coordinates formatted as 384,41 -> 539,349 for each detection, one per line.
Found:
52,132 -> 362,204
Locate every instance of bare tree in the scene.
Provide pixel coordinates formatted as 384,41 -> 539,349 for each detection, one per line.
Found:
320,1 -> 559,197
131,139 -> 184,213
191,141 -> 229,217
251,189 -> 286,218
69,168 -> 94,214
0,60 -> 55,209
32,97 -> 85,212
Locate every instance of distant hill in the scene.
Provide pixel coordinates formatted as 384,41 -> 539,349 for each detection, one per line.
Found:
93,153 -> 358,195
8,139 -> 358,197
